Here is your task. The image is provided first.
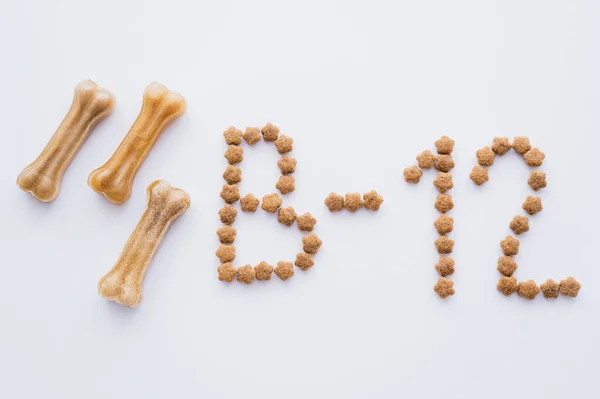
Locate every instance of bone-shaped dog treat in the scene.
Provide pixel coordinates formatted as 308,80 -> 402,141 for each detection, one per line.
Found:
17,80 -> 114,202
88,83 -> 186,204
98,180 -> 190,307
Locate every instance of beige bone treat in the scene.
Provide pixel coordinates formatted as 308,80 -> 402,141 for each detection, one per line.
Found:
17,80 -> 114,202
98,180 -> 190,308
88,83 -> 186,204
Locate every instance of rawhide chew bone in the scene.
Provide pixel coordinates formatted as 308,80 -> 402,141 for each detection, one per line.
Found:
98,180 -> 190,307
88,83 -> 186,204
17,80 -> 114,202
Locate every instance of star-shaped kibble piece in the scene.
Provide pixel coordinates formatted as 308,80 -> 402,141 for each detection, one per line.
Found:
433,277 -> 455,298
297,213 -> 317,232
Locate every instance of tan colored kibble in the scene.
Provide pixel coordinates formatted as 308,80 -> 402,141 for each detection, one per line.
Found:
433,277 -> 455,298
435,194 -> 454,213
433,172 -> 453,193
497,256 -> 518,277
217,263 -> 237,282
217,225 -> 236,244
524,148 -> 545,167
243,127 -> 261,145
417,150 -> 436,169
512,136 -> 531,155
518,280 -> 540,300
510,216 -> 529,235
434,215 -> 454,235
219,204 -> 237,225
528,171 -> 547,191
522,196 -> 543,215
297,213 -> 317,232
435,136 -> 455,154
492,137 -> 511,155
476,147 -> 495,166
278,156 -> 297,174
236,265 -> 255,284
277,206 -> 297,227
275,261 -> 295,280
220,184 -> 240,204
240,193 -> 260,212
261,122 -> 280,141
274,135 -> 293,154
224,145 -> 243,164
363,190 -> 384,211
344,192 -> 364,213
223,126 -> 242,145
325,193 -> 345,212
435,236 -> 454,254
540,279 -> 560,299
215,244 -> 236,263
276,175 -> 295,194
497,276 -> 518,296
435,154 -> 455,172
500,236 -> 520,256
303,234 -> 323,254
403,166 -> 423,184
470,166 -> 489,186
261,193 -> 282,213
295,253 -> 314,271
222,165 -> 242,184
435,257 -> 455,277
254,261 -> 274,281
560,277 -> 581,297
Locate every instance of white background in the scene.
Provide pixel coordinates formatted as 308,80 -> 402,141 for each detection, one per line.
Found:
1,0 -> 599,398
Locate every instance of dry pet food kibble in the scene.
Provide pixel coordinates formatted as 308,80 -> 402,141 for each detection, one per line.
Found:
509,216 -> 529,235
237,265 -> 255,284
433,172 -> 453,193
222,165 -> 242,184
276,175 -> 295,194
560,277 -> 581,297
261,193 -> 282,213
243,127 -> 261,145
215,244 -> 236,263
295,253 -> 314,271
522,196 -> 543,215
518,280 -> 540,300
224,145 -> 243,164
277,206 -> 297,227
275,261 -> 295,280
403,166 -> 423,184
540,279 -> 560,298
274,135 -> 293,154
500,236 -> 520,256
344,192 -> 364,213
297,213 -> 317,231
470,166 -> 489,186
254,261 -> 274,281
435,236 -> 455,254
261,122 -> 280,141
217,226 -> 237,244
492,137 -> 511,155
219,204 -> 237,225
325,192 -> 345,212
220,184 -> 240,204
512,136 -> 531,155
240,194 -> 260,212
417,150 -> 436,169
434,215 -> 454,235
476,147 -> 495,166
435,154 -> 455,172
497,256 -> 518,277
278,156 -> 297,174
223,126 -> 242,145
524,148 -> 545,167
435,194 -> 454,213
217,263 -> 237,282
497,276 -> 518,296
528,171 -> 547,191
363,190 -> 384,211
433,277 -> 455,298
303,234 -> 323,254
435,257 -> 455,277
435,136 -> 455,154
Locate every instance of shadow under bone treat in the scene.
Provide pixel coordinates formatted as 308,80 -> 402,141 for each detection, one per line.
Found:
97,180 -> 190,308
17,80 -> 114,202
88,83 -> 186,205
